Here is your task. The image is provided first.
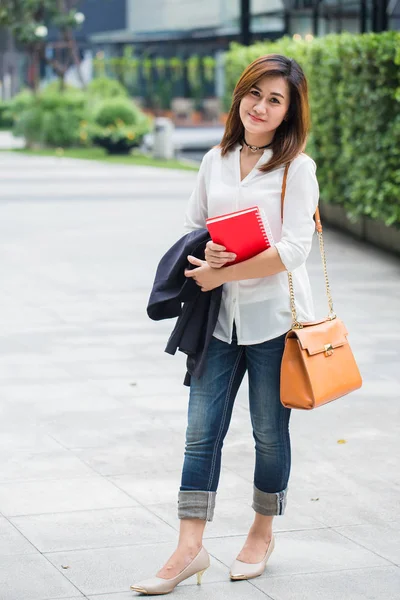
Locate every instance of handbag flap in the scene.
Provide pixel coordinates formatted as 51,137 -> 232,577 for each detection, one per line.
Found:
293,318 -> 349,356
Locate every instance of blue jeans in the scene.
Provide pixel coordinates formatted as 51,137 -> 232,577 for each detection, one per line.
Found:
178,328 -> 291,521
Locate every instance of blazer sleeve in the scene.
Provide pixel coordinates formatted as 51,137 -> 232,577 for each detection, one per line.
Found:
274,157 -> 319,272
183,151 -> 210,232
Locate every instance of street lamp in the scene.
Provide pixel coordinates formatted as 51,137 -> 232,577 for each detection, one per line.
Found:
32,25 -> 48,91
35,25 -> 48,38
74,12 -> 85,25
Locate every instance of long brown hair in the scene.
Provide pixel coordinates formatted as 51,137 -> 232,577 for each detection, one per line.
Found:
220,54 -> 310,173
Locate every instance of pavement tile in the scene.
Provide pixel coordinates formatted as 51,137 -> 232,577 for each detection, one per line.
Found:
50,344 -> 136,363
0,553 -> 84,600
1,450 -> 97,483
0,428 -> 62,452
205,529 -> 391,576
88,378 -> 155,399
10,506 -> 176,553
73,433 -> 185,475
117,390 -> 190,411
287,486 -> 400,528
127,374 -> 191,394
252,566 -> 400,600
0,477 -> 137,517
0,516 -> 37,555
0,382 -> 123,416
334,521 -> 400,564
0,363 -> 73,381
63,360 -> 141,380
43,407 -> 186,451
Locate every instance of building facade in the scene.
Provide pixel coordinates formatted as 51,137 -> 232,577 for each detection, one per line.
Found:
89,0 -> 400,57
91,0 -> 285,56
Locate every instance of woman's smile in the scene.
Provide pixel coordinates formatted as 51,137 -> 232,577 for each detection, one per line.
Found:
248,113 -> 265,123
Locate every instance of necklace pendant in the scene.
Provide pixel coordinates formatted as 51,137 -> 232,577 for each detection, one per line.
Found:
243,137 -> 271,152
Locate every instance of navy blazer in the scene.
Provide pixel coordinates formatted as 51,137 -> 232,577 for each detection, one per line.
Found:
147,229 -> 222,385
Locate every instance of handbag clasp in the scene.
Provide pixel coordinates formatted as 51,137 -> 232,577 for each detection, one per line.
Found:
324,343 -> 333,357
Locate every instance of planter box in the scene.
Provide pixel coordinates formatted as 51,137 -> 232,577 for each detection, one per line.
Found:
319,203 -> 364,238
318,202 -> 400,257
202,98 -> 221,123
93,136 -> 141,155
171,98 -> 195,120
365,218 -> 400,256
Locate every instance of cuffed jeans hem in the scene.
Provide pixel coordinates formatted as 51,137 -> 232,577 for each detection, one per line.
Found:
178,491 -> 216,522
252,485 -> 288,516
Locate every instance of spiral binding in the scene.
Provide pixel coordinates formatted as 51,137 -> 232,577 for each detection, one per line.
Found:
256,208 -> 275,249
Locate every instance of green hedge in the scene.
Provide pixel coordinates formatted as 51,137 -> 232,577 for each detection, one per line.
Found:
224,32 -> 400,227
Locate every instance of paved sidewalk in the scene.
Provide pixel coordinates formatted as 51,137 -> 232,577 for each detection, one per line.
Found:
0,126 -> 224,153
0,152 -> 399,600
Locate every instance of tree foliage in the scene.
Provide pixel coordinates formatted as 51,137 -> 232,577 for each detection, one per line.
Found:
0,0 -> 82,40
0,0 -> 85,87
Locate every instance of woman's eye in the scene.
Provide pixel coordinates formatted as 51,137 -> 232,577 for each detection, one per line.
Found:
250,90 -> 259,97
270,98 -> 280,104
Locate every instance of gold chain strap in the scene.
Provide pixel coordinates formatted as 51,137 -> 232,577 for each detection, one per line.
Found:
288,230 -> 336,329
282,163 -> 336,330
317,230 -> 336,319
288,271 -> 302,329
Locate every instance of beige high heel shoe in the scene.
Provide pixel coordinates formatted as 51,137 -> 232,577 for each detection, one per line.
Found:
130,546 -> 210,595
230,535 -> 275,581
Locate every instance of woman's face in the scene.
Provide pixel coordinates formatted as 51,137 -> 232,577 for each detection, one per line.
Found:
239,75 -> 291,139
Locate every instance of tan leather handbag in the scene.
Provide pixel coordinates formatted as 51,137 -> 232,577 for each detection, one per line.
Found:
280,163 -> 362,410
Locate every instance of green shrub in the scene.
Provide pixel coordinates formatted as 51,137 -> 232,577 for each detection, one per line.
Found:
42,80 -> 82,94
86,77 -> 128,100
83,97 -> 153,154
85,78 -> 131,122
10,87 -> 86,147
94,97 -> 140,126
7,89 -> 34,116
0,101 -> 13,129
224,32 -> 400,227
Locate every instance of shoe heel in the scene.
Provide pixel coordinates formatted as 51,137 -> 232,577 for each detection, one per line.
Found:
196,568 -> 207,585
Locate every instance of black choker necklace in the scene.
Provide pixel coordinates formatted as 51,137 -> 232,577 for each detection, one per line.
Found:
243,137 -> 272,153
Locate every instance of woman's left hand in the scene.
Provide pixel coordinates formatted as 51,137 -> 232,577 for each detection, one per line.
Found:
184,255 -> 226,292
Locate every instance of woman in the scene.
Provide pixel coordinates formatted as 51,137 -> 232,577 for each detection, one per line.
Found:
131,53 -> 319,595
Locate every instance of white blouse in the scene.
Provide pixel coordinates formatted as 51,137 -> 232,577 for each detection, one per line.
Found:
184,143 -> 320,345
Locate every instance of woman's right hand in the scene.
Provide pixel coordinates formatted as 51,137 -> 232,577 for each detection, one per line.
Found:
205,240 -> 236,269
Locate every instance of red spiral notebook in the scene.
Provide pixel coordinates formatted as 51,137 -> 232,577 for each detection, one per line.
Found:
206,206 -> 274,265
